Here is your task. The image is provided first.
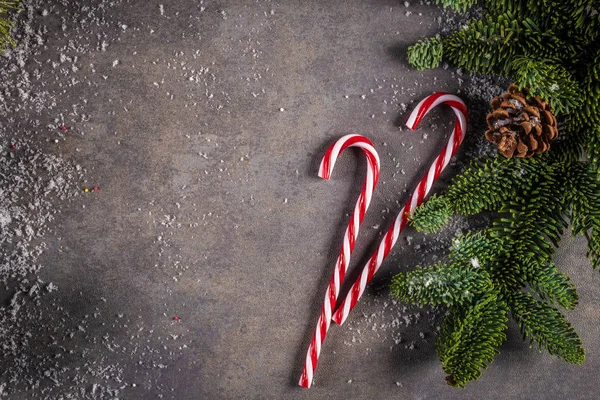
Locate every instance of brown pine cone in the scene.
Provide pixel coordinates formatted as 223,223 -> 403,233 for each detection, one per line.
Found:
485,84 -> 558,158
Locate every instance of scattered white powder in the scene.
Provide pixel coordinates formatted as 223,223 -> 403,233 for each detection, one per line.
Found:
0,0 -> 516,397
0,208 -> 11,228
0,1 -> 189,398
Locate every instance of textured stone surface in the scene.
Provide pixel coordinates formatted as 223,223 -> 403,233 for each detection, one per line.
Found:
2,1 -> 599,399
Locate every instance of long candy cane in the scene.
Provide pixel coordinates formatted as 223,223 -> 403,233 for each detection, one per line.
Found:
332,93 -> 468,326
299,134 -> 381,389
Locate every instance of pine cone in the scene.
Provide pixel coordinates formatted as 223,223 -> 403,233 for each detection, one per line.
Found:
485,84 -> 558,158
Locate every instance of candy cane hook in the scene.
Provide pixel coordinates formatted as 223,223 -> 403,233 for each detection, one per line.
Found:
332,93 -> 468,326
299,134 -> 381,389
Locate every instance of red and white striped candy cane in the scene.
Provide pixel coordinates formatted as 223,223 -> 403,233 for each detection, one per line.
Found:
299,134 -> 380,389
332,93 -> 468,326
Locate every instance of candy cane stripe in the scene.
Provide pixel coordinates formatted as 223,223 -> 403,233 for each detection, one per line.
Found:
299,134 -> 380,388
332,93 -> 468,326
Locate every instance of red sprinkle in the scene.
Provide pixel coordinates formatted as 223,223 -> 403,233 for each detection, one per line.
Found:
61,125 -> 67,131
11,145 -> 16,149
93,186 -> 100,191
173,316 -> 180,321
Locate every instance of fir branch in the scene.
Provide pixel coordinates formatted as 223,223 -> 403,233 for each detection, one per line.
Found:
441,14 -> 577,75
510,292 -> 585,364
548,120 -> 586,164
409,194 -> 452,233
410,156 -> 540,233
435,0 -> 478,13
528,262 -> 579,310
391,262 -> 493,306
579,1 -> 600,43
407,36 -> 443,70
511,57 -> 581,115
517,19 -> 578,63
568,161 -> 600,269
553,0 -> 600,43
447,232 -> 504,267
449,156 -> 539,215
437,293 -> 508,388
484,0 -> 598,40
589,47 -> 600,82
581,82 -> 600,129
399,0 -> 600,387
0,0 -> 18,52
588,126 -> 600,177
581,53 -> 600,127
489,162 -> 569,267
483,0 -> 528,17
443,14 -> 520,75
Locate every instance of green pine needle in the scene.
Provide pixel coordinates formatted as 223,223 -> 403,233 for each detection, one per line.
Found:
397,0 -> 600,387
443,14 -> 519,75
435,0 -> 479,13
511,292 -> 585,364
409,194 -> 452,233
391,262 -> 493,307
0,0 -> 18,52
437,293 -> 508,388
528,262 -> 578,311
410,156 -> 541,232
407,36 -> 443,70
511,57 -> 581,115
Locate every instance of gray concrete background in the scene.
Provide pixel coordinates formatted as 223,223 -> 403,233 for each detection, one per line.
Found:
2,0 -> 600,399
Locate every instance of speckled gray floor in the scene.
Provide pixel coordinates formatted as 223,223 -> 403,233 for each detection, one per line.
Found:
1,1 -> 599,399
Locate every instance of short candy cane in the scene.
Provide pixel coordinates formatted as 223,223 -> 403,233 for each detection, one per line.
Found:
332,93 -> 468,326
299,134 -> 380,389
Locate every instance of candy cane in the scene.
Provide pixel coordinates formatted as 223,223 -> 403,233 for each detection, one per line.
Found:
332,93 -> 468,326
299,134 -> 381,389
